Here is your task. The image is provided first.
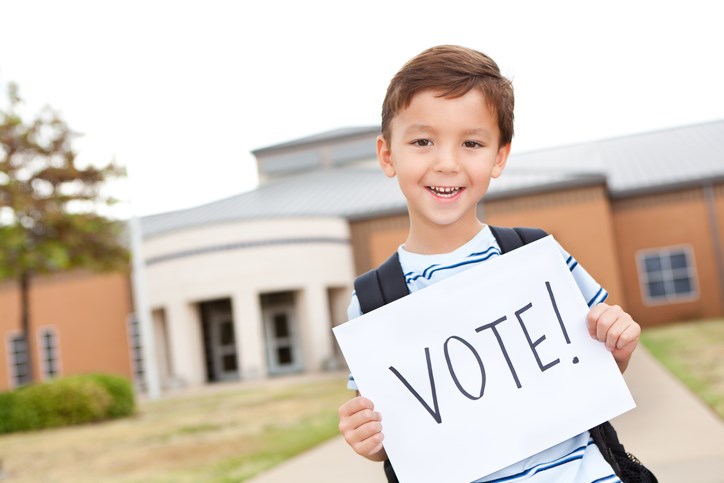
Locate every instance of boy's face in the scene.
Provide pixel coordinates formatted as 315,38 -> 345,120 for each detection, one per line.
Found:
377,88 -> 510,237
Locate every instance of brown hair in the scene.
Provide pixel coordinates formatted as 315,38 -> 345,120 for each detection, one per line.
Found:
381,45 -> 514,145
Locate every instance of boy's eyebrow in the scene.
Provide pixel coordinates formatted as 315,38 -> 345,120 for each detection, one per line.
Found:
404,124 -> 436,134
403,125 -> 493,137
461,128 -> 494,137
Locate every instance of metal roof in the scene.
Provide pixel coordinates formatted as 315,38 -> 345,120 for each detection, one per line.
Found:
140,164 -> 595,239
252,126 -> 380,154
141,119 -> 724,239
510,119 -> 724,197
140,165 -> 404,239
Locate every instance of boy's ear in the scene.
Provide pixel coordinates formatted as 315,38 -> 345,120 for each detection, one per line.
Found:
491,143 -> 511,178
377,135 -> 396,178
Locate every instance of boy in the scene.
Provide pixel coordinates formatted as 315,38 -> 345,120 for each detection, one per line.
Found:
338,45 -> 641,482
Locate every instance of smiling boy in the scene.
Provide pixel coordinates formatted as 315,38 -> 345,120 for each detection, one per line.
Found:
338,45 -> 642,482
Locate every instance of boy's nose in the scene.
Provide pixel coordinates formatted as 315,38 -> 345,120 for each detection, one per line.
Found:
433,147 -> 460,173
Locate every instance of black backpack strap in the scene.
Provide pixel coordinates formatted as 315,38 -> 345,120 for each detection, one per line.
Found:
354,252 -> 410,314
489,225 -> 548,254
590,421 -> 658,482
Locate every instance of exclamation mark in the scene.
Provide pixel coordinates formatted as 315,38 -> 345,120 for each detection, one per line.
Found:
546,281 -> 579,364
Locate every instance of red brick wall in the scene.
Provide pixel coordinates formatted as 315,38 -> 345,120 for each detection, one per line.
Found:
0,271 -> 133,391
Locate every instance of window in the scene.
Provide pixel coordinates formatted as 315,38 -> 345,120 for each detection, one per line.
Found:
7,333 -> 31,388
127,314 -> 145,390
38,327 -> 61,380
638,246 -> 698,304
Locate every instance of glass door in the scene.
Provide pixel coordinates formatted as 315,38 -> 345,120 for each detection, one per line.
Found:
208,310 -> 239,382
263,306 -> 302,375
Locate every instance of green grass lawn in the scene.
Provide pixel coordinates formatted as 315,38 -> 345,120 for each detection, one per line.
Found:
641,317 -> 724,419
0,374 -> 351,482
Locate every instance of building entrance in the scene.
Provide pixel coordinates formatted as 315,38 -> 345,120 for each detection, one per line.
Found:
200,299 -> 239,382
261,292 -> 302,375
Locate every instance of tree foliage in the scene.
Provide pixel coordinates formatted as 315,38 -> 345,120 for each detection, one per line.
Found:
0,81 -> 128,281
0,80 -> 129,384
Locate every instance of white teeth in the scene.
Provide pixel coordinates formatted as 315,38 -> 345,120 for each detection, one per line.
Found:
428,186 -> 461,197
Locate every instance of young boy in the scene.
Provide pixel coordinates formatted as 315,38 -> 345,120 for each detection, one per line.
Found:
338,45 -> 641,482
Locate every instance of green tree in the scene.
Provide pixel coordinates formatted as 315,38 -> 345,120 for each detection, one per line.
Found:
0,81 -> 129,385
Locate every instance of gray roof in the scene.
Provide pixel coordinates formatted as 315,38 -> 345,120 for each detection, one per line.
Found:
252,126 -> 380,155
141,166 -> 403,239
142,119 -> 724,239
140,164 -> 596,239
510,119 -> 724,197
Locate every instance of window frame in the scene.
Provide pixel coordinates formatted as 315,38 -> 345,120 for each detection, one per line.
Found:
637,244 -> 699,306
5,331 -> 32,388
127,313 -> 146,390
37,326 -> 62,381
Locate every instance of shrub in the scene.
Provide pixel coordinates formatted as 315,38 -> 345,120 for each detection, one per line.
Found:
0,374 -> 135,434
86,373 -> 136,418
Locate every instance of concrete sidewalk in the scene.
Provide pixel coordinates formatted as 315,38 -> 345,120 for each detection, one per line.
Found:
249,347 -> 724,483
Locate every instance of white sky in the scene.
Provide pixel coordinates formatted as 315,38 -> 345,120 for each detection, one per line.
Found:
2,0 -> 723,217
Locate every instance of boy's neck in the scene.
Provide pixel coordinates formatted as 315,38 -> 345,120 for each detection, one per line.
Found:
403,219 -> 485,255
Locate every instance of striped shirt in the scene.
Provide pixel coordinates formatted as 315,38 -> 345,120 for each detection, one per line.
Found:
347,225 -> 618,483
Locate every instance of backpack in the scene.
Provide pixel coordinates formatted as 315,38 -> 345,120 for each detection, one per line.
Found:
353,226 -> 657,483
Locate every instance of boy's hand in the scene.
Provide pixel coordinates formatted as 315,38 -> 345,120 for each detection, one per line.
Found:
338,395 -> 387,462
587,303 -> 640,373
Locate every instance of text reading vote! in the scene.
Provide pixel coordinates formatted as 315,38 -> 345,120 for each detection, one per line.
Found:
388,281 -> 579,424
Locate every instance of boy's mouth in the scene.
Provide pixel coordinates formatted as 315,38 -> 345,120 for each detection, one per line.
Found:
427,186 -> 462,198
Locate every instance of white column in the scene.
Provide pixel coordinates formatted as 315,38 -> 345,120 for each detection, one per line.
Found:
301,284 -> 334,372
233,290 -> 267,379
129,215 -> 160,400
151,311 -> 170,386
165,301 -> 205,387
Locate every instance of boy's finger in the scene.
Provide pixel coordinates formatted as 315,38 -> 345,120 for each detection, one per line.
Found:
605,313 -> 637,351
586,303 -> 609,336
614,321 -> 640,351
352,428 -> 385,456
595,305 -> 623,342
338,396 -> 374,418
344,408 -> 382,431
605,318 -> 627,351
354,419 -> 384,442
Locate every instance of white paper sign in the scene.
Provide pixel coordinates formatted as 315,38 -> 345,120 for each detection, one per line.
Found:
333,236 -> 635,483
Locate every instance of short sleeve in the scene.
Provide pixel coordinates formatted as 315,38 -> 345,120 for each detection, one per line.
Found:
555,242 -> 609,307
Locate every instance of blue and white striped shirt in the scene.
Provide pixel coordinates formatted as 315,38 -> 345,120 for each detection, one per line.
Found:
347,225 -> 618,483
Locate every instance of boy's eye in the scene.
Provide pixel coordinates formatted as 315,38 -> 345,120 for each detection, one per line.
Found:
412,139 -> 432,147
463,141 -> 483,148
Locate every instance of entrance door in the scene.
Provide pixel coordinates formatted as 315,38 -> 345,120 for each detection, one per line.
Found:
207,309 -> 239,382
263,305 -> 302,375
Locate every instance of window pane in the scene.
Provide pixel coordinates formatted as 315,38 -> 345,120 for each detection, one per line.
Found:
39,330 -> 59,380
277,347 -> 292,364
12,338 -> 27,352
273,314 -> 290,338
648,281 -> 667,298
222,354 -> 237,371
644,256 -> 662,273
669,252 -> 688,270
673,277 -> 692,295
9,335 -> 30,387
220,321 -> 235,345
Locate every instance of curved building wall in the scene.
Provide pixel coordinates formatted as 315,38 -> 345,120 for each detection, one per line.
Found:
143,217 -> 355,387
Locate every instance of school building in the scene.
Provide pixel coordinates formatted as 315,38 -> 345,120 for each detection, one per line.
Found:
1,120 -> 722,391
137,120 -> 724,389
